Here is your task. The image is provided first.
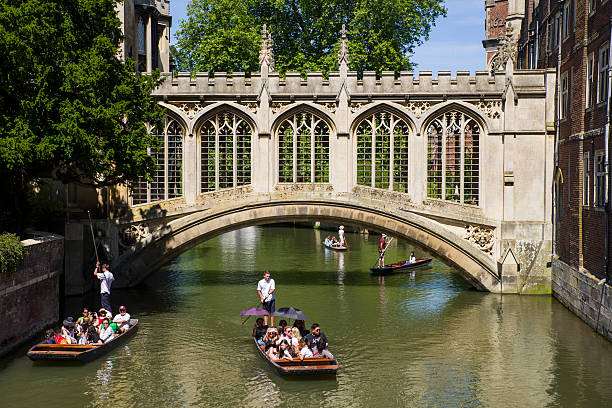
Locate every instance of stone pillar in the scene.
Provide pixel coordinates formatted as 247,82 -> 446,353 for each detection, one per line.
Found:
183,123 -> 197,204
332,25 -> 351,193
145,14 -> 152,72
254,25 -> 274,193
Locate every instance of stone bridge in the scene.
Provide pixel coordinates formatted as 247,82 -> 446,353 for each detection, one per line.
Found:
103,29 -> 555,294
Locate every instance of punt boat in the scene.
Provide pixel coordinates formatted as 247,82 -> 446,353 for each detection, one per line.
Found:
254,338 -> 338,375
370,258 -> 433,275
27,319 -> 139,362
322,241 -> 347,251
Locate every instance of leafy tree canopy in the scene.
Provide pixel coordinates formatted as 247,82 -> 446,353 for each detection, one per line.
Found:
175,0 -> 446,74
0,0 -> 164,198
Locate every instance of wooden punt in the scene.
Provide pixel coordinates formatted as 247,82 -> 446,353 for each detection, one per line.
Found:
27,319 -> 139,362
370,258 -> 433,275
254,338 -> 338,375
322,241 -> 347,251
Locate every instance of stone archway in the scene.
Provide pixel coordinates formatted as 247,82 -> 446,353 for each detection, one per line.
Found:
113,200 -> 501,292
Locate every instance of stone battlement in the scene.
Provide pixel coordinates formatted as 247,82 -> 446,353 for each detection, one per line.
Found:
155,69 -> 549,98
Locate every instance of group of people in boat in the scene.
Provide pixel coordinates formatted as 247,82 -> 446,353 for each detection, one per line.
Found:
324,225 -> 347,249
42,306 -> 131,346
253,318 -> 334,361
40,261 -> 132,346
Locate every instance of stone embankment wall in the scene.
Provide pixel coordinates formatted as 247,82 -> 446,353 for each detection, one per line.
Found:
0,233 -> 63,357
552,257 -> 612,342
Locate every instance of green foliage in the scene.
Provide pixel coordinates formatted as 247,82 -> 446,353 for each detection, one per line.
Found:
0,232 -> 24,276
0,0 -> 165,200
175,0 -> 447,74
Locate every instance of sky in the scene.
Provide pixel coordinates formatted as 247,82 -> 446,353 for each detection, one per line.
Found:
168,0 -> 486,74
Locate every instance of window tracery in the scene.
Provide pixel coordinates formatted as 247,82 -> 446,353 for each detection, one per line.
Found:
277,111 -> 330,183
426,110 -> 480,205
355,111 -> 411,192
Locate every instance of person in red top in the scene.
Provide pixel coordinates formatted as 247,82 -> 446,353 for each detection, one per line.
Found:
378,234 -> 387,267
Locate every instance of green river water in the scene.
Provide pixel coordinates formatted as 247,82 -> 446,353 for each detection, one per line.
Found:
1,225 -> 612,407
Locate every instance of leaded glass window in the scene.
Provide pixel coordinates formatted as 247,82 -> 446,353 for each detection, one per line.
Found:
131,117 -> 184,205
355,111 -> 411,192
199,111 -> 253,192
426,110 -> 480,205
277,111 -> 330,183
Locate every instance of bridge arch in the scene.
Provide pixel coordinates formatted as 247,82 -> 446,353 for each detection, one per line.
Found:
113,200 -> 501,292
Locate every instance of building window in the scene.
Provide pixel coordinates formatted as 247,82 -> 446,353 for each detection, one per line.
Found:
132,118 -> 184,205
598,45 -> 609,104
199,111 -> 252,192
426,110 -> 481,205
137,16 -> 147,72
355,111 -> 411,192
590,0 -> 597,16
278,111 -> 330,183
583,152 -> 590,206
595,150 -> 605,207
561,72 -> 569,119
562,2 -> 571,40
586,53 -> 595,108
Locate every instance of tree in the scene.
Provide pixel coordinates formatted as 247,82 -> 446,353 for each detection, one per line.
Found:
175,0 -> 446,74
0,0 -> 165,226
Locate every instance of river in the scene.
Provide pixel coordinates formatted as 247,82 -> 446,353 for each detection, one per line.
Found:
1,225 -> 612,407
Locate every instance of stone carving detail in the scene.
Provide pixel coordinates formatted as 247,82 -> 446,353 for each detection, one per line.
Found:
464,225 -> 495,255
490,23 -> 517,72
470,100 -> 502,119
338,24 -> 350,67
120,224 -> 150,248
275,183 -> 334,193
173,103 -> 209,120
350,102 -> 371,114
317,102 -> 337,114
352,185 -> 412,204
403,101 -> 432,118
240,102 -> 258,114
271,102 -> 290,114
259,24 -> 275,71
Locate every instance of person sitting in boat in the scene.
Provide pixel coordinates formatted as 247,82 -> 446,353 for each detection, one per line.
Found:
86,325 -> 102,345
293,320 -> 309,337
304,323 -> 334,359
409,252 -> 416,264
76,320 -> 89,345
253,318 -> 268,346
276,339 -> 294,360
61,317 -> 77,344
42,329 -> 57,344
97,309 -> 111,326
291,327 -> 302,356
324,236 -> 332,246
112,305 -> 131,333
76,308 -> 90,325
330,236 -> 340,247
278,326 -> 298,348
298,343 -> 314,360
98,318 -> 115,343
278,320 -> 288,335
263,327 -> 279,355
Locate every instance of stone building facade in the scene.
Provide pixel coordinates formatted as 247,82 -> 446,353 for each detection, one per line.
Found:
487,0 -> 612,340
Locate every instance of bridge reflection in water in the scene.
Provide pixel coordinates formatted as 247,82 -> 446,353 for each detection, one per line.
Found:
2,226 -> 611,407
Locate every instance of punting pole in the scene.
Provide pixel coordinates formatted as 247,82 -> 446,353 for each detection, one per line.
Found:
87,210 -> 100,271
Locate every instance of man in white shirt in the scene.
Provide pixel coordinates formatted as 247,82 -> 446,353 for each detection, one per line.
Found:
257,270 -> 275,326
112,305 -> 131,332
338,225 -> 345,246
94,262 -> 114,314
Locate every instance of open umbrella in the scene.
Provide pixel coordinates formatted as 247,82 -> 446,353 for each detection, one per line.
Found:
273,307 -> 308,321
240,307 -> 269,316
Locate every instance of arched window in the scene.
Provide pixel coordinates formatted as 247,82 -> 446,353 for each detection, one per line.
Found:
200,111 -> 252,192
277,111 -> 330,183
355,111 -> 411,192
426,110 -> 480,205
132,118 -> 184,205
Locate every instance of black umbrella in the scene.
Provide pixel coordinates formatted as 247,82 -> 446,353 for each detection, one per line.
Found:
272,307 -> 308,321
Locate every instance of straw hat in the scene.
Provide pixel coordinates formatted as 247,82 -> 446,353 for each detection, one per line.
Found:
339,225 -> 344,230
382,233 -> 387,238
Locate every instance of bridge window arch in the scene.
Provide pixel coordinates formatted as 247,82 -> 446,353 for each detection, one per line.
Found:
426,110 -> 481,205
132,117 -> 184,205
355,111 -> 411,192
277,111 -> 330,183
199,111 -> 253,192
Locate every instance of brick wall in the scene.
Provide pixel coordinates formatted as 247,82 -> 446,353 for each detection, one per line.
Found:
0,233 -> 63,357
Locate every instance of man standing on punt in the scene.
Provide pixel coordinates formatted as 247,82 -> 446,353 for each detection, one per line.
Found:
94,262 -> 114,313
257,270 -> 275,327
